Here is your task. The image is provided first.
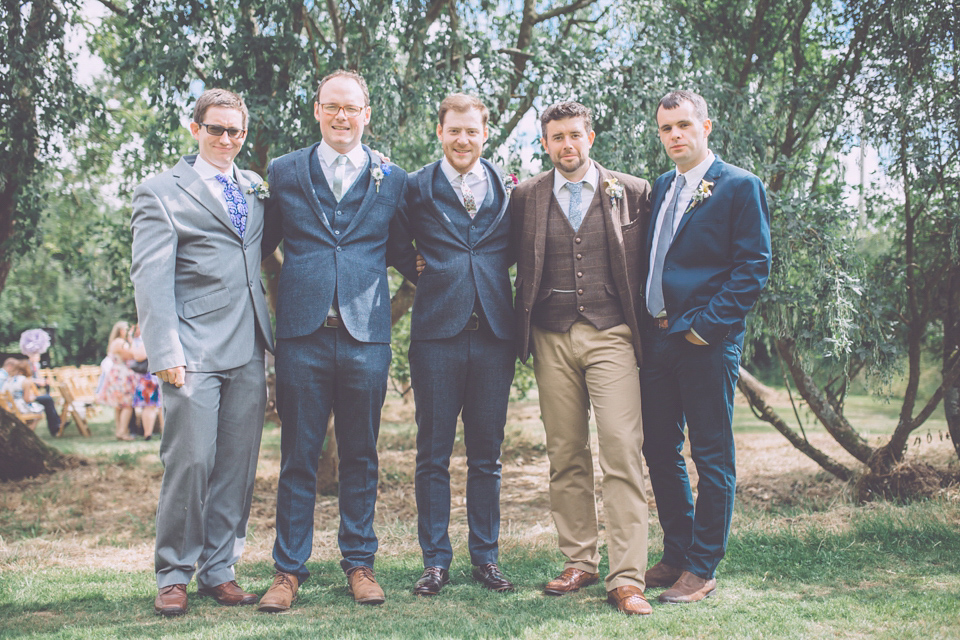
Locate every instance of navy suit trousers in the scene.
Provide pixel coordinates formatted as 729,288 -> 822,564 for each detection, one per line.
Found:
409,325 -> 515,569
273,326 -> 391,580
640,325 -> 741,580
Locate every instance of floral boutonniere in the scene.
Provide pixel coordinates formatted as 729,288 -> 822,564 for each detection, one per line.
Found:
503,173 -> 519,197
371,162 -> 392,193
603,177 -> 624,205
685,179 -> 714,213
247,181 -> 270,200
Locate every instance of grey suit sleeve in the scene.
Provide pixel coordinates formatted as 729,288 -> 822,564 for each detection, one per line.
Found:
130,184 -> 185,372
388,177 -> 420,283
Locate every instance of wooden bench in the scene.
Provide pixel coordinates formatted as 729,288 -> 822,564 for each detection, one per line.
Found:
0,390 -> 45,430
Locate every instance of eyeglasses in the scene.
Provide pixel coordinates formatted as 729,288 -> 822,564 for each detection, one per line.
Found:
319,103 -> 364,118
196,123 -> 246,139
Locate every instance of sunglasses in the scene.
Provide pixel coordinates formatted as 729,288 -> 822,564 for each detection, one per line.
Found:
196,123 -> 247,139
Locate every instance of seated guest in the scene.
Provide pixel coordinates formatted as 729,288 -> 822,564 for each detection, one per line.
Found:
0,358 -> 61,436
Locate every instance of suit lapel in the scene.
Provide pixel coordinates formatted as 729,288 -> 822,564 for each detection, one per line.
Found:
530,170 -> 553,298
339,147 -> 377,240
237,168 -> 263,237
673,157 -> 724,241
476,159 -> 508,245
419,161 -> 463,242
595,163 -> 630,301
295,143 -> 334,234
175,157 -> 241,239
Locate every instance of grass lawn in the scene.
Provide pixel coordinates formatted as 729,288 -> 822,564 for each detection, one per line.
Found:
0,394 -> 958,639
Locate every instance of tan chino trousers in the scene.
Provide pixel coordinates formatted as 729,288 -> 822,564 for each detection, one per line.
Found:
532,320 -> 648,590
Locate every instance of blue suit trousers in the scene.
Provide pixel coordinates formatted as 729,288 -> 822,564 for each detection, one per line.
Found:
409,326 -> 515,569
272,325 -> 391,581
640,325 -> 741,580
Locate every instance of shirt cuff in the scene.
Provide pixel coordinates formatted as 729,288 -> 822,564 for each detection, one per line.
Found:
689,328 -> 709,345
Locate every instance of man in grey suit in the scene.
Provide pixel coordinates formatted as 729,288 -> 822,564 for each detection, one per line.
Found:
130,88 -> 274,616
392,94 -> 516,596
257,70 -> 408,611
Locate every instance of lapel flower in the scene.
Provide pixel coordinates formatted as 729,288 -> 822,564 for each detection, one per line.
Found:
603,177 -> 624,204
686,179 -> 714,213
371,162 -> 392,193
503,173 -> 519,197
246,181 -> 270,200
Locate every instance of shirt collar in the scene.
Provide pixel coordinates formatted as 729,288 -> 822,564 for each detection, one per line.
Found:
319,140 -> 367,169
193,154 -> 236,182
552,160 -> 599,196
440,157 -> 487,184
676,150 -> 715,186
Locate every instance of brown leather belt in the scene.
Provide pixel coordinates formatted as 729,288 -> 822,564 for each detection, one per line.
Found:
322,316 -> 342,329
648,315 -> 669,330
464,314 -> 480,331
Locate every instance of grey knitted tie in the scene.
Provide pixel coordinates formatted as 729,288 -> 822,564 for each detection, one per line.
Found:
646,174 -> 687,317
332,154 -> 348,201
567,181 -> 585,231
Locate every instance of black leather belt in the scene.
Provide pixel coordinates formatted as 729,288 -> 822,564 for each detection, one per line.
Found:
322,316 -> 342,329
647,314 -> 669,330
464,314 -> 480,331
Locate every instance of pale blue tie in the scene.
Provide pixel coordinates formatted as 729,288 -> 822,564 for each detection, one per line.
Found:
333,154 -> 348,201
646,174 -> 686,317
567,181 -> 585,231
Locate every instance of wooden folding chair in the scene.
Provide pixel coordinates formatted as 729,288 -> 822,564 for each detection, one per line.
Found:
0,390 -> 44,430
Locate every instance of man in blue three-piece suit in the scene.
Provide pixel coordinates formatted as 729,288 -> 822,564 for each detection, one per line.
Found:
391,94 -> 517,596
641,90 -> 771,603
257,70 -> 408,611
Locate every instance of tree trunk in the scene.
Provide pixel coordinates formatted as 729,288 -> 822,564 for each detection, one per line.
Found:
0,410 -> 69,480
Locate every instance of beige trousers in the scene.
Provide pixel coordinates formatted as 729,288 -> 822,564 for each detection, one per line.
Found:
532,320 -> 648,590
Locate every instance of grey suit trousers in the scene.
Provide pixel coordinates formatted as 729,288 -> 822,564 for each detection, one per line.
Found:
154,346 -> 266,589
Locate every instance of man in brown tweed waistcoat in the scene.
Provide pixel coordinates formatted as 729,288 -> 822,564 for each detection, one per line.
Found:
511,101 -> 653,615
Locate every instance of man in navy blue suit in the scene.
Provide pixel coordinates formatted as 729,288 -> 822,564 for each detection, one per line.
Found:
641,90 -> 771,603
258,70 -> 408,611
392,94 -> 516,596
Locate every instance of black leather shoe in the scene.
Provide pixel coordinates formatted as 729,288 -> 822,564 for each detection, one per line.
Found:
413,567 -> 450,596
472,563 -> 514,592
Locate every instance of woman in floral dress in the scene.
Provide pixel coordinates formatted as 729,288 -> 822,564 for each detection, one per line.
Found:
96,321 -> 139,440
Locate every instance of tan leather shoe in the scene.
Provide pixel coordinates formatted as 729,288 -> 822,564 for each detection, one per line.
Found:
658,570 -> 717,603
543,568 -> 599,595
347,566 -> 385,605
154,583 -> 187,616
258,571 -> 299,612
607,585 -> 653,615
198,580 -> 258,606
644,561 -> 683,588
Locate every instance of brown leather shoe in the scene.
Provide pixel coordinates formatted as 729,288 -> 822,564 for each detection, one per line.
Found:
198,580 -> 258,606
414,567 -> 450,596
543,567 -> 599,595
154,584 -> 187,616
347,566 -> 385,605
472,563 -> 514,592
658,571 -> 717,603
607,585 -> 653,615
645,561 -> 683,588
258,571 -> 299,612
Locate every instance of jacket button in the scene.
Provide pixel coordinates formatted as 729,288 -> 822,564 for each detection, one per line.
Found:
578,305 -> 585,312
575,237 -> 582,244
577,289 -> 583,295
336,246 -> 342,252
576,253 -> 582,260
334,230 -> 340,235
577,271 -> 583,278
336,210 -> 342,216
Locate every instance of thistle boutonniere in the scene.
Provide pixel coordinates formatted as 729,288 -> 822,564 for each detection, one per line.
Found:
685,179 -> 714,213
247,181 -> 270,200
370,162 -> 392,192
603,177 -> 624,205
503,173 -> 519,197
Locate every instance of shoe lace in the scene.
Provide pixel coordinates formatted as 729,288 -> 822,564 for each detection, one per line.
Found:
351,566 -> 375,582
273,572 -> 295,589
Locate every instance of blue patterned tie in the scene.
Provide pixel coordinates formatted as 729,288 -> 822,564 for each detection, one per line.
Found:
214,173 -> 247,237
567,180 -> 585,231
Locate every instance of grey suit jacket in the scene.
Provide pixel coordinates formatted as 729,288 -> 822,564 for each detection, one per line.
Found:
130,155 -> 274,374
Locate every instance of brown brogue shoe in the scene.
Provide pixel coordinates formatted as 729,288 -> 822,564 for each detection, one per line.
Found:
347,566 -> 385,605
658,571 -> 717,604
154,583 -> 187,616
644,561 -> 683,588
198,580 -> 258,606
258,571 -> 299,612
607,585 -> 653,615
472,563 -> 514,592
543,568 -> 599,595
414,567 -> 450,596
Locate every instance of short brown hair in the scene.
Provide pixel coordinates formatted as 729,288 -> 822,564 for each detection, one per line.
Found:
315,70 -> 370,106
540,102 -> 593,138
657,90 -> 709,121
192,89 -> 248,129
438,93 -> 489,127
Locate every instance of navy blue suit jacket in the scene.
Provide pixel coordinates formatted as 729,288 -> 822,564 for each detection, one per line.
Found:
262,143 -> 408,343
647,155 -> 771,345
392,158 -> 515,341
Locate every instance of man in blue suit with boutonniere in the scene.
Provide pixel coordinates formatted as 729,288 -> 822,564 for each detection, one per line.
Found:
391,94 -> 517,597
641,90 -> 771,604
258,69 -> 408,611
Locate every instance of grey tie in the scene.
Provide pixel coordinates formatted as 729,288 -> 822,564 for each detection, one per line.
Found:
567,181 -> 585,231
332,154 -> 348,201
646,174 -> 687,317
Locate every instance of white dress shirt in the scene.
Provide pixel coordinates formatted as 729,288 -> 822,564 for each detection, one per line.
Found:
318,140 -> 367,197
440,157 -> 488,209
193,155 -> 240,214
552,160 -> 599,217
